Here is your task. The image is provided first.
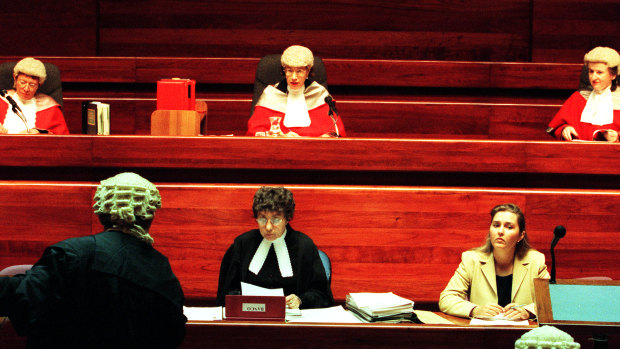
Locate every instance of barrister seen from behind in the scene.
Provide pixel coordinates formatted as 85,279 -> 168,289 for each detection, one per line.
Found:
0,172 -> 186,348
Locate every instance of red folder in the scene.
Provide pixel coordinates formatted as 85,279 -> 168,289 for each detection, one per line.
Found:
225,295 -> 285,321
156,79 -> 196,110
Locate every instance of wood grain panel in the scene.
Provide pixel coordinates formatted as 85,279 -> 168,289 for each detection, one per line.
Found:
97,0 -> 531,61
2,182 -> 619,304
0,2 -> 97,56
532,0 -> 620,62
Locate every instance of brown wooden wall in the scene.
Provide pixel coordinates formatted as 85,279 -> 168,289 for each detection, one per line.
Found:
1,1 -> 618,62
3,181 -> 619,305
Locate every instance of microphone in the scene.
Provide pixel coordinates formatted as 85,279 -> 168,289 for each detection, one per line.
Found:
0,89 -> 30,133
324,96 -> 340,137
549,225 -> 566,284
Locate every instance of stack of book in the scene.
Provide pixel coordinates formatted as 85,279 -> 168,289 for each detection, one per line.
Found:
345,292 -> 415,322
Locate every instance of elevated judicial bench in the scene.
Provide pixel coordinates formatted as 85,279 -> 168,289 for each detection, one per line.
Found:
1,56 -> 583,139
1,135 -> 620,188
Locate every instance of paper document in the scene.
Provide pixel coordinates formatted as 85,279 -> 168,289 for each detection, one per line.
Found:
241,282 -> 284,296
470,317 -> 529,326
414,310 -> 456,325
183,306 -> 223,321
286,306 -> 363,323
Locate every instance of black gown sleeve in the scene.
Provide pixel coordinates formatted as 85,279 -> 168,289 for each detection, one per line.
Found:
216,244 -> 241,306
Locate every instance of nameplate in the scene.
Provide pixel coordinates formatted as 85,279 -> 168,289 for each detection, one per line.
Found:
225,295 -> 285,321
242,303 -> 266,312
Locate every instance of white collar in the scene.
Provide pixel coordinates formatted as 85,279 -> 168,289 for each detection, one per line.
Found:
283,85 -> 311,128
248,230 -> 293,277
581,86 -> 614,125
2,91 -> 37,133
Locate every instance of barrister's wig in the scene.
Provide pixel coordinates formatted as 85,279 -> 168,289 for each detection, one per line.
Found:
93,172 -> 162,245
13,57 -> 47,85
514,325 -> 580,349
281,45 -> 314,69
252,186 -> 295,221
584,47 -> 620,68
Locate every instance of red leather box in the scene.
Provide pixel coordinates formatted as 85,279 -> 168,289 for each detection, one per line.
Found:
156,78 -> 196,110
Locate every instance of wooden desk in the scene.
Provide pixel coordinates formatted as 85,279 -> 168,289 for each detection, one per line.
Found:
1,135 -> 620,188
0,313 -> 535,349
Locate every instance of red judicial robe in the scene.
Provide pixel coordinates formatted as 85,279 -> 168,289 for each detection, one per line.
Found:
0,90 -> 69,134
248,80 -> 346,137
548,90 -> 620,141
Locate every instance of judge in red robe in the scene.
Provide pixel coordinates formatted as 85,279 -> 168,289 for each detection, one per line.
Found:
0,57 -> 69,135
247,45 -> 345,137
547,47 -> 619,142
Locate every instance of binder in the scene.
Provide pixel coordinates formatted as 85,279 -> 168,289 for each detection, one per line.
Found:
82,101 -> 110,135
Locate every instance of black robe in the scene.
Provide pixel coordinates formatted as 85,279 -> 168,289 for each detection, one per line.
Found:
216,226 -> 333,309
0,230 -> 187,349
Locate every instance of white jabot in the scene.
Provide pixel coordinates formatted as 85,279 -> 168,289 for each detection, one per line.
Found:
581,87 -> 614,125
283,86 -> 311,128
248,230 -> 294,278
2,91 -> 37,133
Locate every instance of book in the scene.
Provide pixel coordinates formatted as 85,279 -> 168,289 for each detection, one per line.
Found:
82,101 -> 110,135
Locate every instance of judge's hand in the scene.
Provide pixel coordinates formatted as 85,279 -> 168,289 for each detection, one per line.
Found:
561,126 -> 579,141
471,303 -> 503,318
502,303 -> 530,320
285,294 -> 302,309
604,129 -> 619,142
0,124 -> 7,134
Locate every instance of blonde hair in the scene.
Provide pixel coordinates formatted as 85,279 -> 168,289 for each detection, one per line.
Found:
13,57 -> 47,85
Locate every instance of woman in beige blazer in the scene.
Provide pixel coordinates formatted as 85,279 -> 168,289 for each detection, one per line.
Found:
439,203 -> 549,320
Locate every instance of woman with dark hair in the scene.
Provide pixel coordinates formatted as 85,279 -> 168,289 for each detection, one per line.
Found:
439,204 -> 549,320
247,45 -> 346,137
547,46 -> 620,142
216,186 -> 333,309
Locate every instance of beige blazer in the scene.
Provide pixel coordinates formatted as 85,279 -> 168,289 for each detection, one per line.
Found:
438,249 -> 549,318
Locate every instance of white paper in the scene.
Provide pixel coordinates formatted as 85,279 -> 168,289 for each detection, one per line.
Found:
348,292 -> 413,308
286,306 -> 363,323
183,306 -> 223,321
241,281 -> 284,296
470,317 -> 529,326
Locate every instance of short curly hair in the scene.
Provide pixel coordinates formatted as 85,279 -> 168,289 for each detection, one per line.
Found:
252,186 -> 295,221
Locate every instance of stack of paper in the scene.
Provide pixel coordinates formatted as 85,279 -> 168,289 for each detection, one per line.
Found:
345,292 -> 414,322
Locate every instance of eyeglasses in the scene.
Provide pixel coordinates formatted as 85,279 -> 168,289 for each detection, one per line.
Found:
256,217 -> 284,226
17,79 -> 39,89
284,67 -> 308,76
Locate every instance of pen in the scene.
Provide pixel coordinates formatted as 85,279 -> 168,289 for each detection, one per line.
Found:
507,304 -> 526,310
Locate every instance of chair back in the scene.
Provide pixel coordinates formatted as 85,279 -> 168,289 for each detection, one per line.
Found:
250,54 -> 328,116
0,61 -> 64,108
318,249 -> 331,282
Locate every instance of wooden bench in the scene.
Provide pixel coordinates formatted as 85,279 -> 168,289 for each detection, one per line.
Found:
2,181 -> 619,306
1,56 -> 581,138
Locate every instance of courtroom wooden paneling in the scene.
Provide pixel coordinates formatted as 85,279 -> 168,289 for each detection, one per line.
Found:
97,0 -> 531,61
2,182 -> 619,305
0,2 -> 97,56
2,136 -> 620,189
532,0 -> 620,63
